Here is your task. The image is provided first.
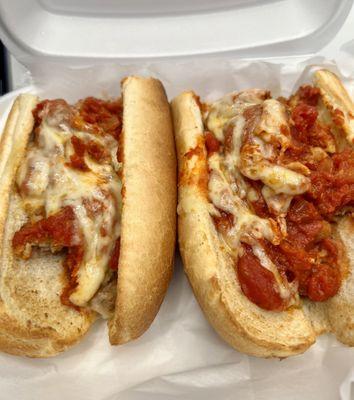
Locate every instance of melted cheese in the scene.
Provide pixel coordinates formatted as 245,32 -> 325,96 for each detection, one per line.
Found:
257,99 -> 290,146
239,99 -> 310,196
223,116 -> 246,172
205,89 -> 267,140
208,153 -> 279,250
16,109 -> 122,307
207,93 -> 310,199
244,163 -> 310,195
261,186 -> 292,215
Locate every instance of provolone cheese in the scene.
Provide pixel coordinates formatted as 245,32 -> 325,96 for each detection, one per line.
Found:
208,153 -> 279,250
205,89 -> 268,140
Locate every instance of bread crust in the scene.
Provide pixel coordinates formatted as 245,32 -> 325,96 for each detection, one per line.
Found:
313,69 -> 354,146
0,95 -> 95,357
172,71 -> 354,357
108,77 -> 176,344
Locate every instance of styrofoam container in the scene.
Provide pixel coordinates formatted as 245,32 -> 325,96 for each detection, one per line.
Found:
1,0 -> 354,63
0,2 -> 354,400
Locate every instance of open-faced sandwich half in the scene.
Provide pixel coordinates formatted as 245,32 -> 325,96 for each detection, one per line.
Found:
172,69 -> 354,357
0,76 -> 176,357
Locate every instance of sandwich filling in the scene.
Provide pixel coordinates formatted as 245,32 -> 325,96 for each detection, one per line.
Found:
12,97 -> 123,314
202,84 -> 354,311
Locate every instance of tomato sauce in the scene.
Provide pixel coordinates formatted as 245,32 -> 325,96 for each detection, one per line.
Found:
246,179 -> 271,218
83,198 -> 105,219
77,97 -> 123,140
205,131 -> 220,154
269,198 -> 340,301
292,103 -> 318,135
290,104 -> 334,150
68,136 -> 89,171
307,149 -> 354,218
33,99 -> 70,127
86,140 -> 110,162
297,85 -> 321,106
237,244 -> 285,311
109,238 -> 121,270
185,143 -> 205,160
60,245 -> 85,310
13,206 -> 80,253
69,98 -> 121,171
213,211 -> 234,234
67,135 -> 111,171
13,206 -> 84,309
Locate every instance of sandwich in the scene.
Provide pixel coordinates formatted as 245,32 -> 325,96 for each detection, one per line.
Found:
0,76 -> 176,357
172,69 -> 354,357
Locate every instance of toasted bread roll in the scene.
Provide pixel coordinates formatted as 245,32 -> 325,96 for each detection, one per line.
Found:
109,77 -> 176,344
172,70 -> 354,357
0,77 -> 176,357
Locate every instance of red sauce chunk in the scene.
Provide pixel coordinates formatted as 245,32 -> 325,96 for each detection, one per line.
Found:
213,211 -> 234,234
61,245 -> 85,309
205,131 -> 220,154
13,206 -> 80,255
33,99 -> 70,127
68,136 -> 89,171
307,263 -> 340,302
291,103 -> 318,134
269,198 -> 340,301
246,179 -> 271,218
308,149 -> 354,218
109,238 -> 121,270
67,135 -> 111,171
78,97 -> 123,140
237,244 -> 286,311
297,85 -> 321,106
12,206 -> 84,309
86,140 -> 110,162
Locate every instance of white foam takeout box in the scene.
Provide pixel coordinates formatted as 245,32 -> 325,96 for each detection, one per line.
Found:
0,1 -> 354,399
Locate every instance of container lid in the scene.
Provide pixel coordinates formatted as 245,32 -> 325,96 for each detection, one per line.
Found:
0,0 -> 353,65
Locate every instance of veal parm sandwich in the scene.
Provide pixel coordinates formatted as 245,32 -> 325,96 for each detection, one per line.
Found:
0,77 -> 176,357
172,70 -> 354,358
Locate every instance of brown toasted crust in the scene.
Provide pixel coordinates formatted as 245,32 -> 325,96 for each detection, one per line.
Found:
313,69 -> 354,146
172,72 -> 354,357
108,77 -> 176,344
325,216 -> 354,344
0,95 -> 95,357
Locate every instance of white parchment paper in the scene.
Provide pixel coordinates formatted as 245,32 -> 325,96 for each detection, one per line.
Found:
0,58 -> 354,400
